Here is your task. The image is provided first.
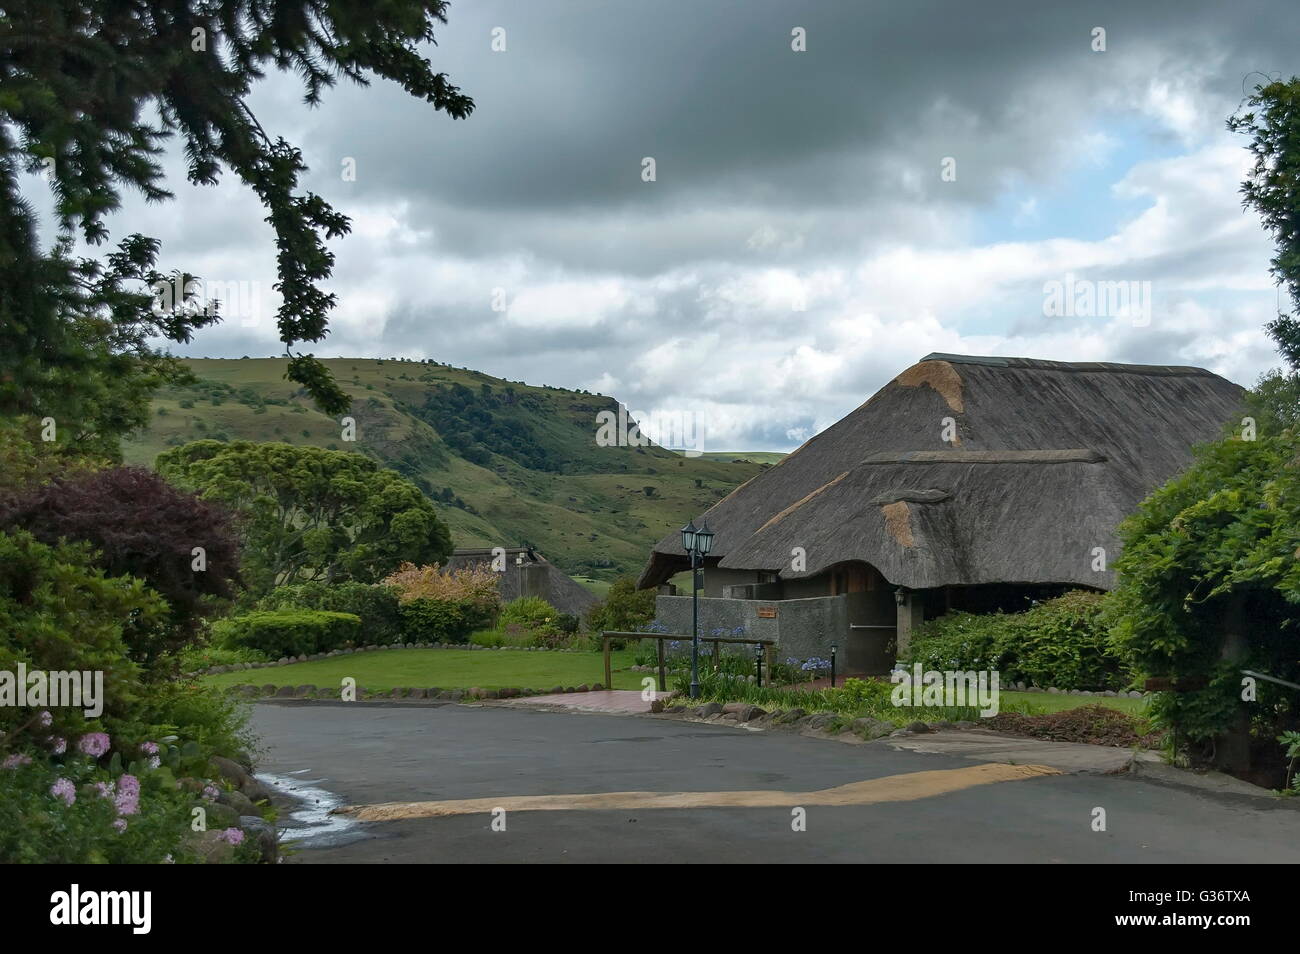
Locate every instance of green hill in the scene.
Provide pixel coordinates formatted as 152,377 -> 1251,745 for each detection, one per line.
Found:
122,358 -> 769,582
681,451 -> 788,465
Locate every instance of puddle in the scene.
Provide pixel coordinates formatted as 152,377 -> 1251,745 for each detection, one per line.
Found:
258,771 -> 368,848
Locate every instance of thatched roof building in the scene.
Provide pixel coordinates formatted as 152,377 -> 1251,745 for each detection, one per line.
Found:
638,354 -> 1244,669
446,547 -> 598,617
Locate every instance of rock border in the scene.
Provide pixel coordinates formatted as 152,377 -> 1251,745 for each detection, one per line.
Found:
225,681 -> 606,703
1007,681 -> 1147,699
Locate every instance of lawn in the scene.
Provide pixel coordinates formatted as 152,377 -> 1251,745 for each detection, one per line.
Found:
1001,690 -> 1148,716
202,647 -> 643,692
572,576 -> 612,598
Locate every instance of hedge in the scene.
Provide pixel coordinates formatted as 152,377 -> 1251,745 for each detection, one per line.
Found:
255,582 -> 403,643
903,590 -> 1131,691
214,609 -> 362,658
396,597 -> 486,644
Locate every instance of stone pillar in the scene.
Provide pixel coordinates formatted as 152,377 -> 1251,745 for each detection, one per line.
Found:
894,590 -> 925,659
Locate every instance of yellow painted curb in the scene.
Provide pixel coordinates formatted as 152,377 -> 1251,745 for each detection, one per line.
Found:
339,762 -> 1061,822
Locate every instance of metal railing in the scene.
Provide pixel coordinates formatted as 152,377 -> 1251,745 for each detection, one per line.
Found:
600,632 -> 777,692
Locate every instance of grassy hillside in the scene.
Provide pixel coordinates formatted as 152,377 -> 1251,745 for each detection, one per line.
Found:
122,358 -> 769,581
683,451 -> 788,465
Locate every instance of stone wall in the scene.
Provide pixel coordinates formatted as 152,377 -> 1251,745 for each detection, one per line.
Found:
653,593 -> 852,661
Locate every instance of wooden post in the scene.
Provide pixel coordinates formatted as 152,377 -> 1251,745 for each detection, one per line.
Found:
603,633 -> 612,692
657,637 -> 666,692
1215,594 -> 1251,774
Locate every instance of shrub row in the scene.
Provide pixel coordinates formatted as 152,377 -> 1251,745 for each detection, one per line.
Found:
903,590 -> 1131,691
214,610 -> 362,658
250,581 -> 490,647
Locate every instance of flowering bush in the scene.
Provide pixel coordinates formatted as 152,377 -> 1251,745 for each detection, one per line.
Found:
382,562 -> 500,613
0,726 -> 258,864
381,562 -> 501,643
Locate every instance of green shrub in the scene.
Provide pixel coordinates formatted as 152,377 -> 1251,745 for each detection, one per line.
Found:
255,582 -> 403,643
1012,591 -> 1127,690
108,680 -> 259,770
214,609 -> 361,657
179,644 -> 269,672
1108,429 -> 1300,752
674,673 -> 987,726
905,590 -> 1128,691
585,577 -> 656,633
0,530 -> 161,747
499,595 -> 557,628
470,627 -> 531,649
397,598 -> 478,643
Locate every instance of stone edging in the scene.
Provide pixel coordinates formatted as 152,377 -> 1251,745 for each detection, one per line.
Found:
224,681 -> 606,702
1008,682 -> 1148,698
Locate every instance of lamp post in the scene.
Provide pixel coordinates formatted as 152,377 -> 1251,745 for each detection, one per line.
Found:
681,519 -> 715,699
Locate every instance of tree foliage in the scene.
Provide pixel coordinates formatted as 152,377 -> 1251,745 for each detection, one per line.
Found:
1,0 -> 474,443
1106,432 -> 1300,744
157,440 -> 452,591
0,529 -> 159,742
586,578 -> 657,634
1229,77 -> 1300,368
0,466 -> 241,664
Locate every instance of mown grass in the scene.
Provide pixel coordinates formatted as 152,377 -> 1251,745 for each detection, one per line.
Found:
200,647 -> 641,691
1001,690 -> 1148,715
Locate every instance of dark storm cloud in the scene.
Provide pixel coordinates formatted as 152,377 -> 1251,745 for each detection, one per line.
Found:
125,0 -> 1299,449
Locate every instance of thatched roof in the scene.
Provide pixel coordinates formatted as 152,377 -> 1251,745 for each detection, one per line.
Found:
445,547 -> 598,616
637,353 -> 1245,591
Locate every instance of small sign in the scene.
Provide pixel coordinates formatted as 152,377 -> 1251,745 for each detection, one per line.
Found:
757,606 -> 777,619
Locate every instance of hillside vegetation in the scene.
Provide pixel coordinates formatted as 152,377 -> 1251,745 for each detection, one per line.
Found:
123,358 -> 773,581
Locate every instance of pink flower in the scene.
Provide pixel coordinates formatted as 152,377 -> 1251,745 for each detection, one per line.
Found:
37,711 -> 52,728
202,783 -> 220,801
49,737 -> 67,755
113,818 -> 127,833
94,781 -> 114,799
140,741 -> 159,755
50,778 -> 76,806
77,733 -> 111,758
114,774 -> 140,816
218,827 -> 244,846
2,754 -> 31,770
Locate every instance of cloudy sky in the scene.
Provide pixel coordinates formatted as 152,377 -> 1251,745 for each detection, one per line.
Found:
57,0 -> 1300,450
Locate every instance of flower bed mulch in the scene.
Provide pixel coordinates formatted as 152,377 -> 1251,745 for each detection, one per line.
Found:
985,704 -> 1162,749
